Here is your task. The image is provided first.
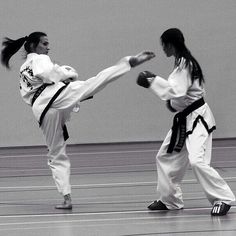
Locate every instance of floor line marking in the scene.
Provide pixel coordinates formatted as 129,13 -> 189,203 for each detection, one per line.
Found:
0,218 -> 236,232
0,206 -> 235,219
0,197 -> 206,207
0,176 -> 236,190
0,146 -> 236,159
0,216 -> 221,227
0,209 -> 236,231
1,161 -> 236,175
0,150 -> 156,159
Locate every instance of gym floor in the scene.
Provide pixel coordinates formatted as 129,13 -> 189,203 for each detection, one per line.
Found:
0,139 -> 236,236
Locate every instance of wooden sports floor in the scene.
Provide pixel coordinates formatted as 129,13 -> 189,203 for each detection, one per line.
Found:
0,139 -> 236,236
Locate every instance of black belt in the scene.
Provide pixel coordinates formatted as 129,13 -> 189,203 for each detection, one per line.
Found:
167,97 -> 205,153
38,83 -> 70,141
31,83 -> 70,141
32,82 -> 94,141
31,83 -> 53,106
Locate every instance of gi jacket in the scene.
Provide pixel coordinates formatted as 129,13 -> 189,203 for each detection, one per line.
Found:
19,53 -> 131,122
149,58 -> 216,135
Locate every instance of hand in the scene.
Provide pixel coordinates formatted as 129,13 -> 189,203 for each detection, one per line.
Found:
61,65 -> 77,73
129,51 -> 155,67
61,65 -> 79,82
137,71 -> 156,88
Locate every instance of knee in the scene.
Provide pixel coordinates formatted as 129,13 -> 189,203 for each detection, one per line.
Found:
188,156 -> 203,169
156,152 -> 164,163
156,149 -> 171,162
156,153 -> 172,171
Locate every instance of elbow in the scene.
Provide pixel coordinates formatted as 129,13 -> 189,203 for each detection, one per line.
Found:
174,88 -> 187,97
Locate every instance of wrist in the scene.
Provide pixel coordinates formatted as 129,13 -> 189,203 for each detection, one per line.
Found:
129,57 -> 137,67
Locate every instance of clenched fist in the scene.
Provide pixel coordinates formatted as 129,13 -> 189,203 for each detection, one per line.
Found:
137,71 -> 156,88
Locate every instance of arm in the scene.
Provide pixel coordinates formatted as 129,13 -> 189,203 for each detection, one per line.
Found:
32,55 -> 78,84
137,61 -> 191,100
150,71 -> 189,100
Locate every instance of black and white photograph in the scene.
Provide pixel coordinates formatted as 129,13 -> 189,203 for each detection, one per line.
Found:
0,0 -> 236,235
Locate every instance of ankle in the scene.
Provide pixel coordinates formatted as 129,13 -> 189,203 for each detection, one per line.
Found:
64,194 -> 71,202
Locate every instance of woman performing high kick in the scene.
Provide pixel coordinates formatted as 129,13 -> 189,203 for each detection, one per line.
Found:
136,28 -> 235,216
1,32 -> 155,209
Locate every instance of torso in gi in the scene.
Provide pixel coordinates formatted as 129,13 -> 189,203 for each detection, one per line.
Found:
149,58 -> 215,132
19,53 -> 80,121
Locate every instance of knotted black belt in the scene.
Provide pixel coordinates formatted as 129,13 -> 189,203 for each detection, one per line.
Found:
31,83 -> 53,106
31,82 -> 94,141
167,97 -> 205,153
32,83 -> 69,141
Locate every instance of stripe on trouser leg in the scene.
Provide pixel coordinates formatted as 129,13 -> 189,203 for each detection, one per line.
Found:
217,203 -> 222,213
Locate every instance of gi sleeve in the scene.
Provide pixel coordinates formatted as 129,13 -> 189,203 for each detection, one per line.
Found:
32,55 -> 54,83
32,55 -> 78,84
150,58 -> 191,100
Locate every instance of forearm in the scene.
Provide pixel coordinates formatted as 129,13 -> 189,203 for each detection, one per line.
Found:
149,76 -> 177,100
137,71 -> 188,100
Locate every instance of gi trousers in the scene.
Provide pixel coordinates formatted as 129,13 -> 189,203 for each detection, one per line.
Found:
41,108 -> 71,196
156,121 -> 235,209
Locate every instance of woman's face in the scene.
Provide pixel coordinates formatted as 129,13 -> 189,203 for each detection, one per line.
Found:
34,36 -> 50,55
162,42 -> 174,57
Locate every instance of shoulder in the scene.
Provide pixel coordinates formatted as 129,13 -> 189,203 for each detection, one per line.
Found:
31,54 -> 53,69
176,57 -> 186,69
176,57 -> 192,72
33,54 -> 52,63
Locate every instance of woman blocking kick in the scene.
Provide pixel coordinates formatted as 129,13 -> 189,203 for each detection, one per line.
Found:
1,32 -> 155,209
136,28 -> 235,216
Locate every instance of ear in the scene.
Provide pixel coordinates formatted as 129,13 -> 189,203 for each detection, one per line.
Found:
166,43 -> 172,50
167,43 -> 176,56
29,42 -> 36,53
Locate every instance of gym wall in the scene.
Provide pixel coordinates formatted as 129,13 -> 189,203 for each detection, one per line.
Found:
0,0 -> 235,147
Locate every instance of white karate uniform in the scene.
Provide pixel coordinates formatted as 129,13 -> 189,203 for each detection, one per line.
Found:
149,58 -> 235,209
20,53 -> 131,196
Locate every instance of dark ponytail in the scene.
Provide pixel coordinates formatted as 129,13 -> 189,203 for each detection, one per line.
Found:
1,37 -> 27,69
1,32 -> 47,69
